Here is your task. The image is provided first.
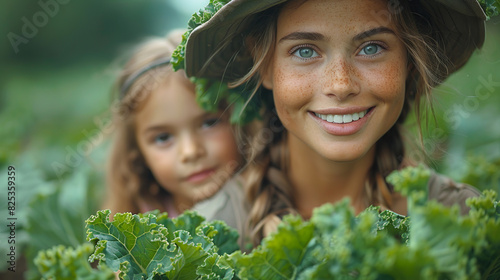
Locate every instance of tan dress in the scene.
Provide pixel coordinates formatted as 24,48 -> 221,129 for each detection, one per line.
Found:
192,177 -> 250,248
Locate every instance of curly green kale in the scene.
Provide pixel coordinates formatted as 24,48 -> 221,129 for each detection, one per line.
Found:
34,243 -> 115,280
458,155 -> 500,194
227,166 -> 499,280
478,0 -> 500,20
171,0 -> 271,125
171,0 -> 229,71
85,210 -> 238,280
70,166 -> 499,280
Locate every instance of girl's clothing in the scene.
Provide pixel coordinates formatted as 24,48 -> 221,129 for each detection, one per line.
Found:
193,171 -> 480,248
138,194 -> 180,218
192,177 -> 250,248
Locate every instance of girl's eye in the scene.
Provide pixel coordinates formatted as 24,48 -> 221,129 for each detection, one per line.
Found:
201,118 -> 220,129
292,47 -> 319,59
359,43 -> 382,56
154,133 -> 172,144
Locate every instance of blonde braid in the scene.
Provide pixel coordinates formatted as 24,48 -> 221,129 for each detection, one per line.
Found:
240,112 -> 296,245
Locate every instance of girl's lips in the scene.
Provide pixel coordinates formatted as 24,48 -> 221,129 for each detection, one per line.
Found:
185,168 -> 216,183
310,107 -> 374,136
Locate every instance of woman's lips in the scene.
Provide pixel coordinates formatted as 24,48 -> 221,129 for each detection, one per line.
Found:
185,168 -> 216,183
310,107 -> 374,136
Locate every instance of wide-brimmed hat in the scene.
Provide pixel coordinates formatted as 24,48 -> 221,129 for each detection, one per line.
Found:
185,0 -> 486,81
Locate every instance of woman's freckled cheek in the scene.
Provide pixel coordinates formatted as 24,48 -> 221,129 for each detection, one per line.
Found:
370,58 -> 407,101
273,67 -> 312,120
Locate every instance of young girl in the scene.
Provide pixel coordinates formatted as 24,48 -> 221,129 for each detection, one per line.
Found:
184,0 -> 486,245
103,30 -> 243,218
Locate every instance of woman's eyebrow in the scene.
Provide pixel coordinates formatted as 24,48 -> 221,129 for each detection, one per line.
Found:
278,27 -> 395,44
279,31 -> 325,43
353,27 -> 395,41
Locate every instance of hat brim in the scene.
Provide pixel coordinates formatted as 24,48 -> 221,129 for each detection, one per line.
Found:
185,0 -> 287,79
185,0 -> 486,80
420,0 -> 485,71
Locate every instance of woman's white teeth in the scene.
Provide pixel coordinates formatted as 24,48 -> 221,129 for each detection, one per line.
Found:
315,110 -> 367,124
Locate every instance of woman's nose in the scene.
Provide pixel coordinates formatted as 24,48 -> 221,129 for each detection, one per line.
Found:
321,57 -> 360,101
179,133 -> 206,162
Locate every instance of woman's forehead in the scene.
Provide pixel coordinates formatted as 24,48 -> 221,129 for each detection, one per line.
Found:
277,0 -> 397,37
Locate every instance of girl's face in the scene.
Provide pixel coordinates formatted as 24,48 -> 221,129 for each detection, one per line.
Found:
135,70 -> 241,210
262,0 -> 408,162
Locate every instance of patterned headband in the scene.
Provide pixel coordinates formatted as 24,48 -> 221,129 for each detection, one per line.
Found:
120,57 -> 171,99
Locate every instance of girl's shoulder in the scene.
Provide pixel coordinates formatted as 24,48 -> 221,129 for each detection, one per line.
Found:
192,176 -> 250,241
427,171 -> 481,215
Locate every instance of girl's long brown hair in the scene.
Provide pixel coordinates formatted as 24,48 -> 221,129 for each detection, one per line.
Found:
102,30 -> 185,215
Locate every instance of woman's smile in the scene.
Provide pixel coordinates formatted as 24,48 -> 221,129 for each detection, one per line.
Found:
310,107 -> 375,136
313,109 -> 368,124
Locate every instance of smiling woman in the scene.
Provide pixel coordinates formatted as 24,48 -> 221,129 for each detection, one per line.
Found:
182,0 -> 488,246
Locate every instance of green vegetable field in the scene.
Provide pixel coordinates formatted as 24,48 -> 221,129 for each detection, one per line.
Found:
1,1 -> 500,279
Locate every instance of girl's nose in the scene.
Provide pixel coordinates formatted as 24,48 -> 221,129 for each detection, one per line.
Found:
321,57 -> 360,101
179,133 -> 206,162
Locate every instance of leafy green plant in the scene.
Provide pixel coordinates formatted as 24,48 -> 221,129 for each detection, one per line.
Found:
227,166 -> 499,279
0,160 -> 106,279
478,0 -> 500,19
85,210 -> 238,279
171,0 -> 272,125
456,155 -> 500,194
34,243 -> 115,280
34,165 -> 499,279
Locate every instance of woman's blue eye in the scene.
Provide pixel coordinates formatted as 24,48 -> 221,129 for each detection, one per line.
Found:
359,43 -> 381,55
293,47 -> 318,59
154,133 -> 171,144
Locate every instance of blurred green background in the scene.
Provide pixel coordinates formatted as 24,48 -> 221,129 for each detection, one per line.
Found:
0,1 -> 499,279
1,0 -> 209,176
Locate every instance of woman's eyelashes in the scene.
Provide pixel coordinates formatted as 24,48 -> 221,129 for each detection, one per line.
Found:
289,41 -> 387,60
290,45 -> 320,60
357,42 -> 387,57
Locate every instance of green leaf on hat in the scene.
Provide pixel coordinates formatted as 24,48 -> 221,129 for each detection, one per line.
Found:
171,0 -> 272,125
478,0 -> 500,20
